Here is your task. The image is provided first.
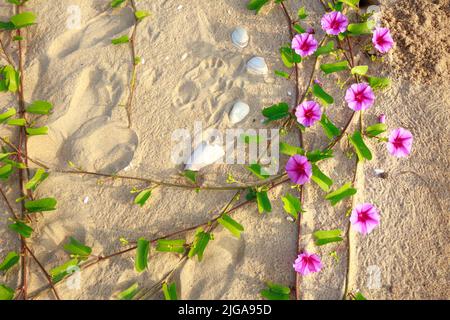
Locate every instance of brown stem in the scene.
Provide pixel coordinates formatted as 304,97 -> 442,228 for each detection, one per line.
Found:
28,177 -> 291,299
125,0 -> 139,129
24,244 -> 61,300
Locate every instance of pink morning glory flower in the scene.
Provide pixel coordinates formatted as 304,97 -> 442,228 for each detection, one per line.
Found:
387,128 -> 413,158
286,155 -> 312,185
321,11 -> 349,35
292,33 -> 318,58
372,27 -> 394,54
293,252 -> 323,276
345,83 -> 376,111
295,101 -> 322,127
350,203 -> 381,235
378,114 -> 386,124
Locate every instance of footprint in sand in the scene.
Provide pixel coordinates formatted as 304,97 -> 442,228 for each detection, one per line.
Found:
47,9 -> 135,59
173,56 -> 237,115
64,116 -> 138,173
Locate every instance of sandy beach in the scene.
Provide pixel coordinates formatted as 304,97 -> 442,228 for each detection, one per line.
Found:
0,0 -> 448,300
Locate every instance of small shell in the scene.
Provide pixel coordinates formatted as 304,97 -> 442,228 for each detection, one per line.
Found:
231,27 -> 249,49
247,57 -> 268,75
83,196 -> 89,204
185,142 -> 225,171
229,101 -> 250,124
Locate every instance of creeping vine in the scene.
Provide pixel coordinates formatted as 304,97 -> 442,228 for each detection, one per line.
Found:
0,0 -> 412,301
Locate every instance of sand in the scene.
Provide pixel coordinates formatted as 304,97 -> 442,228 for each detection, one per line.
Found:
0,0 -> 448,300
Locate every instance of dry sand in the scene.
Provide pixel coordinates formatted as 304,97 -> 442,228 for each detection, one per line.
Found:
0,0 -> 448,300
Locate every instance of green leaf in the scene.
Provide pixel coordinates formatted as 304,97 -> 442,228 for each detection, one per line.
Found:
293,24 -> 305,34
25,169 -> 49,191
162,282 -> 178,300
279,142 -> 304,157
262,102 -> 290,123
26,127 -> 48,136
7,118 -> 26,126
0,21 -> 15,31
135,10 -> 150,21
188,228 -> 211,262
156,239 -> 186,254
0,252 -> 20,272
320,60 -> 349,74
135,238 -> 150,273
0,164 -> 13,181
10,12 -> 36,29
274,70 -> 290,79
281,193 -> 302,220
0,108 -> 16,123
218,214 -> 244,238
117,283 -> 139,300
325,183 -> 357,206
306,149 -> 334,163
311,164 -> 333,192
256,191 -> 272,214
8,220 -> 33,238
367,76 -> 391,90
349,131 -> 373,162
280,46 -> 301,68
63,237 -> 92,259
0,66 -> 19,92
348,20 -> 376,35
246,0 -> 270,14
0,284 -> 14,300
338,0 -> 360,9
353,292 -> 368,300
312,84 -> 334,105
111,35 -> 129,45
183,170 -> 198,184
351,65 -> 369,76
260,282 -> 290,300
313,229 -> 343,246
297,7 -> 308,19
320,114 -> 341,140
50,259 -> 79,283
246,163 -> 270,180
26,100 -> 53,115
134,189 -> 152,207
25,198 -> 57,213
366,123 -> 387,137
315,41 -> 335,56
111,0 -> 127,8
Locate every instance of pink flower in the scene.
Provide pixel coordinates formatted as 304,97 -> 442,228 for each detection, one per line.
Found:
372,27 -> 394,54
345,83 -> 375,111
387,128 -> 413,158
321,11 -> 349,35
295,101 -> 322,127
286,155 -> 312,185
293,252 -> 323,276
378,114 -> 386,124
292,33 -> 318,58
350,203 -> 381,235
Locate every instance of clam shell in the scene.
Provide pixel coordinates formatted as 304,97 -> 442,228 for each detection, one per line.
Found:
246,57 -> 268,75
231,27 -> 249,49
185,142 -> 225,171
229,101 -> 250,124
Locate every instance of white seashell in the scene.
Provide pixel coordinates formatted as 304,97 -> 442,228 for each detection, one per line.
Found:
83,196 -> 89,204
231,27 -> 249,49
229,101 -> 250,124
185,142 -> 225,171
374,169 -> 385,175
247,57 -> 268,75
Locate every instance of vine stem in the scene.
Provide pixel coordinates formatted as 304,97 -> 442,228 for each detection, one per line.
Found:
14,3 -> 31,300
125,0 -> 139,129
27,177 -> 291,299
